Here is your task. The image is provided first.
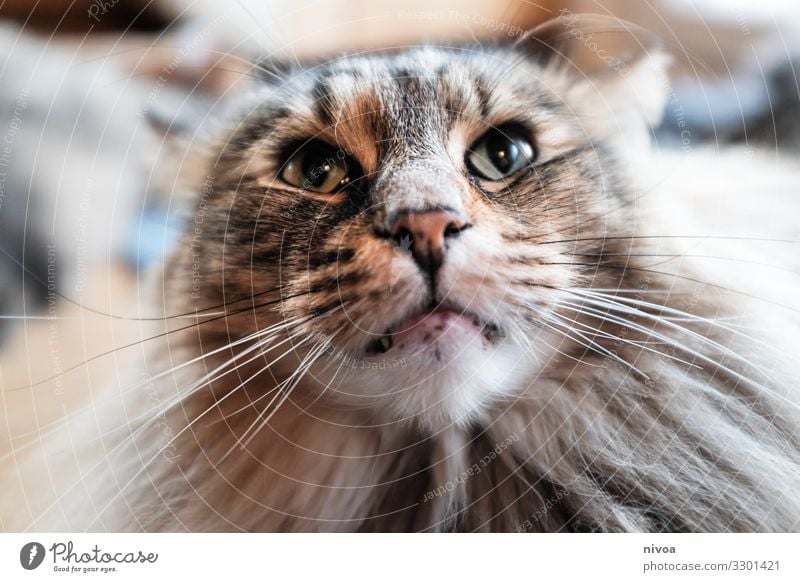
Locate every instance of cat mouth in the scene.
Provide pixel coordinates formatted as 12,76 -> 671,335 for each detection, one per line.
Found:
365,303 -> 504,355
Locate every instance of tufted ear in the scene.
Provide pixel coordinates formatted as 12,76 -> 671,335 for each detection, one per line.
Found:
517,11 -> 672,148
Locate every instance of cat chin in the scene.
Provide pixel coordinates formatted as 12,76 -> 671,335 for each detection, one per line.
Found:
316,339 -> 535,432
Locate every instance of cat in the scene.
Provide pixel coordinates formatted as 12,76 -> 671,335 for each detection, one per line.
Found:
4,17 -> 800,532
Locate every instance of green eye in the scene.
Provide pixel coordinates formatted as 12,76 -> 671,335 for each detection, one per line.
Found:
281,142 -> 359,194
466,125 -> 536,181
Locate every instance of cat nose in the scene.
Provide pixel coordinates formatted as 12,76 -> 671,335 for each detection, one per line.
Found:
383,210 -> 471,275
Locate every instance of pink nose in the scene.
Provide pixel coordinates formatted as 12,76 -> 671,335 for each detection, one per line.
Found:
388,210 -> 470,275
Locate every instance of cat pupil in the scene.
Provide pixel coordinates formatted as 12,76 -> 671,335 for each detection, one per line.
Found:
487,134 -> 519,173
303,148 -> 336,188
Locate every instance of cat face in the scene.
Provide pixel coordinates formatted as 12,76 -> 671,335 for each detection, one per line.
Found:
184,42 -> 665,430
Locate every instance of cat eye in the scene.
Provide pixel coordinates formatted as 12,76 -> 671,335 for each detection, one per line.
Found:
280,141 -> 360,194
466,125 -> 536,181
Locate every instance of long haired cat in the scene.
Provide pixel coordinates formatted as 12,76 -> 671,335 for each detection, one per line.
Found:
4,16 -> 800,532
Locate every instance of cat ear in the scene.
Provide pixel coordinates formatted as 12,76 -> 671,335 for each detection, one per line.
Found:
518,11 -> 672,130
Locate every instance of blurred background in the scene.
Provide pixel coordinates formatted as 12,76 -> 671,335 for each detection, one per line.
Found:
0,0 -> 798,446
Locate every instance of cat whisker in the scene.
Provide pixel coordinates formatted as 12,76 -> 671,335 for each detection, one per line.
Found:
146,319 -> 316,431
158,303 -> 346,436
554,292 -> 800,411
543,262 -> 800,316
565,291 -> 769,369
547,307 -> 704,370
526,303 -> 649,378
298,346 -> 351,413
297,299 -> 386,409
5,288 -> 315,392
73,329 -> 317,532
540,235 -> 800,245
567,252 -> 800,276
31,312 -> 326,530
177,334 -> 317,453
4,314 -> 308,436
211,325 -> 352,425
74,302 -> 351,525
569,289 -> 800,364
564,290 -> 798,376
557,297 -> 735,369
518,304 -> 605,369
2,316 -> 307,465
219,336 -> 336,463
229,303 -> 354,443
0,243 -> 293,323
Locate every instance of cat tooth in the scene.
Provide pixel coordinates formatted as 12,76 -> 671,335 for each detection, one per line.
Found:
379,335 -> 392,352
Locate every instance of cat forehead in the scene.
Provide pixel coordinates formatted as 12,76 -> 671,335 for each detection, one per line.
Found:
306,46 -> 518,86
297,47 -> 548,108
243,47 -> 556,160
